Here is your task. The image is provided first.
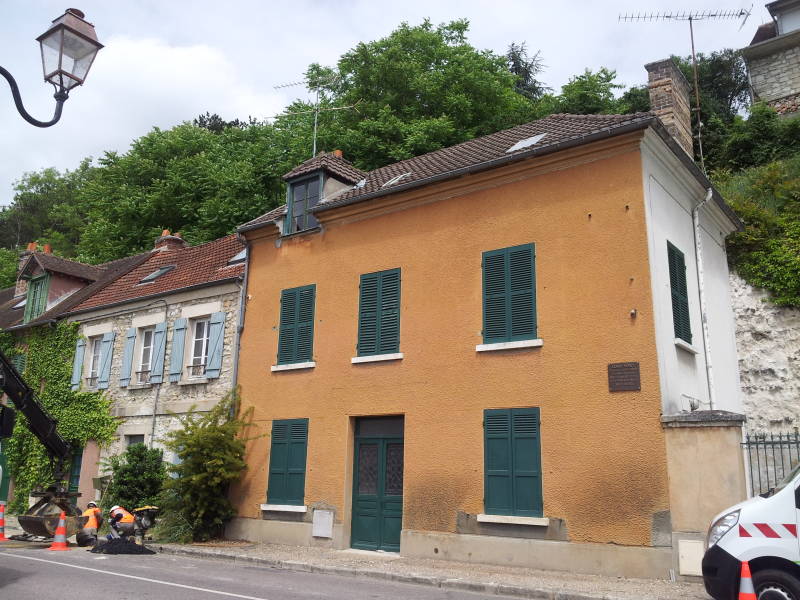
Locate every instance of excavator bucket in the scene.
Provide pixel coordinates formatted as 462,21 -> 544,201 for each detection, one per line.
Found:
17,495 -> 87,538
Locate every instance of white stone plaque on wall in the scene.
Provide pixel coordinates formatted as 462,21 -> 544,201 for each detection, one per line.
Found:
312,509 -> 334,539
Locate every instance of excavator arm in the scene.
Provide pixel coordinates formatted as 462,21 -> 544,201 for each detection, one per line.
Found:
0,349 -> 86,538
0,349 -> 72,466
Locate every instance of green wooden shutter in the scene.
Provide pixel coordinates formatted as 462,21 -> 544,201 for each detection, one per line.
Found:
267,418 -> 309,505
484,408 -> 542,517
24,275 -> 49,323
484,409 -> 513,515
667,242 -> 692,344
357,269 -> 401,356
277,285 -> 315,364
511,408 -> 542,517
482,244 -> 536,343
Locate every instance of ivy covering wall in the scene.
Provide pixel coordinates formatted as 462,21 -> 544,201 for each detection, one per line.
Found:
1,322 -> 118,513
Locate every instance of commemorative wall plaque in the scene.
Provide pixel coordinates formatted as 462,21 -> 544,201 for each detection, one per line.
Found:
608,362 -> 641,392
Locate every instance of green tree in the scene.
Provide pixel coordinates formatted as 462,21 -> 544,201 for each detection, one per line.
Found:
0,248 -> 17,289
673,50 -> 751,166
506,42 -> 548,101
101,443 -> 166,511
301,19 -> 536,170
716,152 -> 800,306
157,393 -> 252,542
536,67 -> 626,116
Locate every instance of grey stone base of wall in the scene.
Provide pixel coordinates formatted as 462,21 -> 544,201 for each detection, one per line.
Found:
227,517 -> 674,580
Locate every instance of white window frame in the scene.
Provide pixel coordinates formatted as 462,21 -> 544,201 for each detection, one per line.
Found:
187,317 -> 210,378
136,327 -> 155,384
86,336 -> 103,388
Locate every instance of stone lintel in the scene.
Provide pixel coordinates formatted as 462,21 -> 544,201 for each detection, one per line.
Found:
661,410 -> 745,428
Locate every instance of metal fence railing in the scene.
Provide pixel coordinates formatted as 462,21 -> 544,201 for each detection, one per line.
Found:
743,432 -> 800,496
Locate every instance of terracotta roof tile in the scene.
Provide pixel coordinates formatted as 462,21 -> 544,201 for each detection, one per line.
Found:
282,152 -> 367,183
2,252 -> 152,330
69,234 -> 244,313
240,113 -> 655,232
23,252 -> 104,281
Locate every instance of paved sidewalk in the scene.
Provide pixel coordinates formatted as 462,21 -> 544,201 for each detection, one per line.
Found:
4,514 -> 709,599
155,539 -> 710,600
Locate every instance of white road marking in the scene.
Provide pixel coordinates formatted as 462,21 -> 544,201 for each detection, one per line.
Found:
0,552 -> 272,600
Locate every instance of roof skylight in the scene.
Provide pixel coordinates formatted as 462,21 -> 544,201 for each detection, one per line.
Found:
138,265 -> 175,284
506,133 -> 547,154
381,172 -> 412,188
227,249 -> 246,265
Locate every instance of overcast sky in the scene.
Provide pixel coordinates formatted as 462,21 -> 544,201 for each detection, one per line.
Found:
0,1 -> 769,208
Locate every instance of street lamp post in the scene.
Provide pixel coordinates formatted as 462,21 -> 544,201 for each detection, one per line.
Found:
0,8 -> 102,128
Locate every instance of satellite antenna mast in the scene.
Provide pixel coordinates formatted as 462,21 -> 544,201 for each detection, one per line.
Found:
273,76 -> 358,157
619,7 -> 752,172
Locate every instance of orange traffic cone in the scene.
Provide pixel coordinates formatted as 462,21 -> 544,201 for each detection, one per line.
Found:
738,560 -> 756,600
48,511 -> 70,551
0,501 -> 8,542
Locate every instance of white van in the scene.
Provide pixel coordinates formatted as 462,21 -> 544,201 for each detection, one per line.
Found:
703,463 -> 800,599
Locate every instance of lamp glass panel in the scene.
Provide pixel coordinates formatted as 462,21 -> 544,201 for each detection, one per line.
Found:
39,29 -> 63,78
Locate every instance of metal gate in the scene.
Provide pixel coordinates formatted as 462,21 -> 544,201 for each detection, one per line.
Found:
743,432 -> 800,496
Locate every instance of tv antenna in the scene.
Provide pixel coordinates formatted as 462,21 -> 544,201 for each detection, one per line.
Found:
272,76 -> 359,157
619,7 -> 752,172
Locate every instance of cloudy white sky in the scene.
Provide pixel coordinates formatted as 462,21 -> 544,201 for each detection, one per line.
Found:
0,1 -> 769,208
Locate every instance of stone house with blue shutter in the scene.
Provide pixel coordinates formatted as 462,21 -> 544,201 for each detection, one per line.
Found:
60,232 -> 245,485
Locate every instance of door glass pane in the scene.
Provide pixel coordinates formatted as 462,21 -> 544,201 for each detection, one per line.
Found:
385,443 -> 404,496
358,444 -> 378,495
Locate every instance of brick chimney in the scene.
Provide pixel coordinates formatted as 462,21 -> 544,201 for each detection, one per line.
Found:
645,58 -> 693,157
14,242 -> 37,297
153,229 -> 188,252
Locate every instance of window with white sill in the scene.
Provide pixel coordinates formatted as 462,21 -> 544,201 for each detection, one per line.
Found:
136,328 -> 154,384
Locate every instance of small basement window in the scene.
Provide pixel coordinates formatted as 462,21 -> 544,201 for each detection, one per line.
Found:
138,265 -> 175,284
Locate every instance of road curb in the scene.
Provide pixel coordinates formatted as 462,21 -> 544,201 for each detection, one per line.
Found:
155,544 -> 626,600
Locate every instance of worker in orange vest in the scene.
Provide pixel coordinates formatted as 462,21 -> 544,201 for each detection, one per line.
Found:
77,501 -> 102,546
108,505 -> 135,539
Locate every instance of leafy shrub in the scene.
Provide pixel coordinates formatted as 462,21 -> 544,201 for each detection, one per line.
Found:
156,392 -> 253,542
101,443 -> 166,511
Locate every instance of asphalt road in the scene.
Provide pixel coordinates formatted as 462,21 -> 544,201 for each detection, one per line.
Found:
0,544 -> 504,600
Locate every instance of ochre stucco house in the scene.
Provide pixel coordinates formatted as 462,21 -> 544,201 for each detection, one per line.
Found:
229,59 -> 746,579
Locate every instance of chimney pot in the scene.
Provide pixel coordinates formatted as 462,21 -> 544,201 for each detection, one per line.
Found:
333,149 -> 343,158
43,244 -> 52,254
27,242 -> 37,251
153,230 -> 188,252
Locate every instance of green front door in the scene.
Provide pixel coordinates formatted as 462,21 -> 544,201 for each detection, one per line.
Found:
351,417 -> 404,552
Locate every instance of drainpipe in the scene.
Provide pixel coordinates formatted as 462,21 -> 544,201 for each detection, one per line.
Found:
693,188 -> 715,409
230,236 -> 250,417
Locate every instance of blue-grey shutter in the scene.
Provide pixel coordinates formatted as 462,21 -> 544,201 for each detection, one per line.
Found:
149,322 -> 167,384
205,311 -> 225,379
70,338 -> 86,391
119,327 -> 136,387
97,331 -> 116,389
168,318 -> 188,383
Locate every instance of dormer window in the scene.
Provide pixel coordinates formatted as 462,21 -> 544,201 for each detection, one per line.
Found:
289,176 -> 320,233
23,274 -> 50,323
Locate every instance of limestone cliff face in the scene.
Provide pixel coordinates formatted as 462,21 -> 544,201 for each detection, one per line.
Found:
730,273 -> 800,433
